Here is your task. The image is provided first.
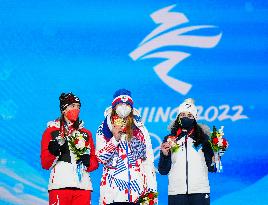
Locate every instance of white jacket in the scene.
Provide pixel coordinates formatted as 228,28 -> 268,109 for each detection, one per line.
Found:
48,152 -> 93,191
158,134 -> 211,195
168,136 -> 210,194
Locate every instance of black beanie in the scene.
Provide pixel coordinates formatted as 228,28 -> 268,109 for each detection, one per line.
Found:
59,92 -> 81,112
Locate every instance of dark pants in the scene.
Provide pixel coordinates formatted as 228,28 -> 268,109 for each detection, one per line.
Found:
168,194 -> 210,205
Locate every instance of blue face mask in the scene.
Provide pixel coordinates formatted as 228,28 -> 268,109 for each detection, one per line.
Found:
180,117 -> 195,130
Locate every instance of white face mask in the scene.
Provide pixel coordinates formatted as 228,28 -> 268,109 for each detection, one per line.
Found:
116,104 -> 132,118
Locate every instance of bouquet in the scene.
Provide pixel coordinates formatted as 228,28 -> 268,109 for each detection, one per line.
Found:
68,130 -> 91,180
137,191 -> 158,205
209,126 -> 229,172
167,136 -> 180,153
68,130 -> 90,160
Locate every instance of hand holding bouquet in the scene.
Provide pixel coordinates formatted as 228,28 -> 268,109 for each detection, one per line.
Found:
68,130 -> 91,181
167,136 -> 180,153
209,126 -> 229,172
68,131 -> 91,160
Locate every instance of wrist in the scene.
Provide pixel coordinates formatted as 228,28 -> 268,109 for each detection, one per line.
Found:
161,150 -> 170,157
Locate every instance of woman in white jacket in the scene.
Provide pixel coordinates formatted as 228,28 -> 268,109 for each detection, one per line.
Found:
96,89 -> 157,205
158,98 -> 216,205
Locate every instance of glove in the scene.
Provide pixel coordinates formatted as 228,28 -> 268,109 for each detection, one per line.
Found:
48,140 -> 63,156
208,163 -> 217,172
77,154 -> 90,167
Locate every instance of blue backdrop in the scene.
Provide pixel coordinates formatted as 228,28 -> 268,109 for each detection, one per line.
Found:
0,0 -> 267,204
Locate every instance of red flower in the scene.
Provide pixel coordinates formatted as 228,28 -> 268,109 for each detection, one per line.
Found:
212,137 -> 218,145
222,138 -> 228,148
74,139 -> 79,145
85,141 -> 89,147
148,193 -> 154,199
149,200 -> 154,205
168,136 -> 176,141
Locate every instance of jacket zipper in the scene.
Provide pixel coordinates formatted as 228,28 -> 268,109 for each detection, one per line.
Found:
126,141 -> 131,202
185,135 -> 189,194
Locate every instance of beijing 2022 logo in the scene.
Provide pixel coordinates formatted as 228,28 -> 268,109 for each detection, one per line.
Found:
129,4 -> 222,95
129,5 -> 248,161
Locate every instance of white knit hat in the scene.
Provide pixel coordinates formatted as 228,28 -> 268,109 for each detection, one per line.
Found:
178,98 -> 198,119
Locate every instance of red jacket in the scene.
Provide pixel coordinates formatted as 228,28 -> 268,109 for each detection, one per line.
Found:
40,120 -> 99,190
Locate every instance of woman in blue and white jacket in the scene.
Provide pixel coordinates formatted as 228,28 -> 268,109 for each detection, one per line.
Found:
158,98 -> 216,205
96,89 -> 157,205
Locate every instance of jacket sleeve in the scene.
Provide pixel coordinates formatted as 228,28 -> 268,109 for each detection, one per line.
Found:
140,126 -> 157,192
202,135 -> 216,172
40,127 -> 57,170
158,135 -> 172,175
96,121 -> 120,166
84,129 -> 99,172
130,130 -> 146,161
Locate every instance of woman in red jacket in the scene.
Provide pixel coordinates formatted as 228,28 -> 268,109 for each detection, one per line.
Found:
41,92 -> 98,205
